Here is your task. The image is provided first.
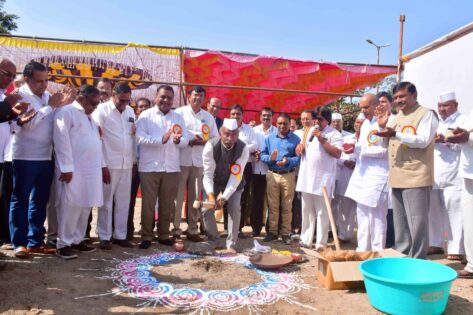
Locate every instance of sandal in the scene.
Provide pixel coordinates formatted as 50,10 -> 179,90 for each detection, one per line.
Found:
447,254 -> 465,261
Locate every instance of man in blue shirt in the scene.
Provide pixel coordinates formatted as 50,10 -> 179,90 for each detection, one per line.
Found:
260,113 -> 300,244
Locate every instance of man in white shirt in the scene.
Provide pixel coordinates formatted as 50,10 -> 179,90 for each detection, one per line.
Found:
428,91 -> 466,260
9,61 -> 73,259
174,86 -> 218,241
136,85 -> 189,249
296,108 -> 342,250
93,83 -> 136,250
229,104 -> 258,237
446,108 -> 473,278
53,85 -> 103,259
96,78 -> 113,103
332,113 -> 359,243
376,82 -> 439,258
346,94 -> 390,251
202,118 -> 249,253
251,107 -> 276,236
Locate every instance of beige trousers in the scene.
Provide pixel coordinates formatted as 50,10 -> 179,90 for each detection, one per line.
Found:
139,172 -> 179,241
266,171 -> 296,235
173,166 -> 203,235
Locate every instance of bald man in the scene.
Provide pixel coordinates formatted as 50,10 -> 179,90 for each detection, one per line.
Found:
207,97 -> 223,130
346,93 -> 391,251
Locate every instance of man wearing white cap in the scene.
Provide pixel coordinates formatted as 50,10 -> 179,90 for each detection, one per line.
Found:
428,91 -> 466,260
331,113 -> 356,242
202,118 -> 249,253
346,94 -> 392,251
446,104 -> 473,277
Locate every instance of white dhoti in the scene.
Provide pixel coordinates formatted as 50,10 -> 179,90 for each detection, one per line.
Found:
429,188 -> 464,254
356,192 -> 388,251
300,192 -> 329,249
97,168 -> 132,241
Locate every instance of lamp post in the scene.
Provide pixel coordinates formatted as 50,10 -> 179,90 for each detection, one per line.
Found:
366,39 -> 391,65
366,39 -> 391,92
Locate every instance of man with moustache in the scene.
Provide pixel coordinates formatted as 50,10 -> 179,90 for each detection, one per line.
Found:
96,78 -> 113,103
174,86 -> 218,241
136,85 -> 189,249
202,118 -> 249,253
261,113 -> 300,245
376,82 -> 438,259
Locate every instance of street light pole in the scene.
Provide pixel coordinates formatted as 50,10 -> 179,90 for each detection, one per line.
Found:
366,39 -> 391,64
366,39 -> 391,92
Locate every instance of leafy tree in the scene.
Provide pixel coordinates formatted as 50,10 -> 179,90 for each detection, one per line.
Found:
0,0 -> 18,34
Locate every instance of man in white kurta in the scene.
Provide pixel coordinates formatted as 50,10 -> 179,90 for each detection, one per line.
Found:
296,109 -> 342,250
346,94 -> 392,251
53,86 -> 103,259
331,113 -> 357,242
93,83 -> 135,249
136,85 -> 189,249
428,91 -> 466,259
174,86 -> 218,241
444,108 -> 473,278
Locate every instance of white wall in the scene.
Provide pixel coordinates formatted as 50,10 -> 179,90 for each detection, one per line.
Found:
403,31 -> 473,115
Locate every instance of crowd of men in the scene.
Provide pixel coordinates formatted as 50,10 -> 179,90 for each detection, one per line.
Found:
0,57 -> 472,279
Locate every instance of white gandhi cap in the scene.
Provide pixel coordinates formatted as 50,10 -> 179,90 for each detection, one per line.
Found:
356,113 -> 366,120
222,118 -> 239,131
439,91 -> 456,103
332,113 -> 342,120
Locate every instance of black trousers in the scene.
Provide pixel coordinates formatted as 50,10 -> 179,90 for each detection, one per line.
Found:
239,163 -> 253,230
250,174 -> 266,235
127,172 -> 141,240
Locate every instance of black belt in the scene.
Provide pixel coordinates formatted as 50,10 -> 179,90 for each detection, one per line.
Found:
269,168 -> 295,175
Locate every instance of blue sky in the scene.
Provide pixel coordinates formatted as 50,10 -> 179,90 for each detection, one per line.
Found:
4,0 -> 473,65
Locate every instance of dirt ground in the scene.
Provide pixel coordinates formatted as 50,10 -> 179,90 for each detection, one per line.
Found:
1,201 -> 473,315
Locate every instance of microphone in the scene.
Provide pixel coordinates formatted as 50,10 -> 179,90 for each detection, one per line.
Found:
308,125 -> 320,142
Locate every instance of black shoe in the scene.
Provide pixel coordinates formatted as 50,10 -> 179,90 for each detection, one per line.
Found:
220,230 -> 228,238
113,239 -> 134,248
282,235 -> 291,245
251,231 -> 261,237
46,239 -> 57,248
158,238 -> 174,246
263,233 -> 278,242
56,246 -> 78,260
139,240 -> 151,249
71,242 -> 96,253
99,240 -> 112,250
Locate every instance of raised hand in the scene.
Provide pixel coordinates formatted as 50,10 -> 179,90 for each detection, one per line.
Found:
375,104 -> 389,129
11,101 -> 29,116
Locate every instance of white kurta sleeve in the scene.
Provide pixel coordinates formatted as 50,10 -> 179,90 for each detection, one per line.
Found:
135,115 -> 165,146
202,142 -> 216,195
53,108 -> 74,173
222,144 -> 249,200
395,111 -> 438,148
